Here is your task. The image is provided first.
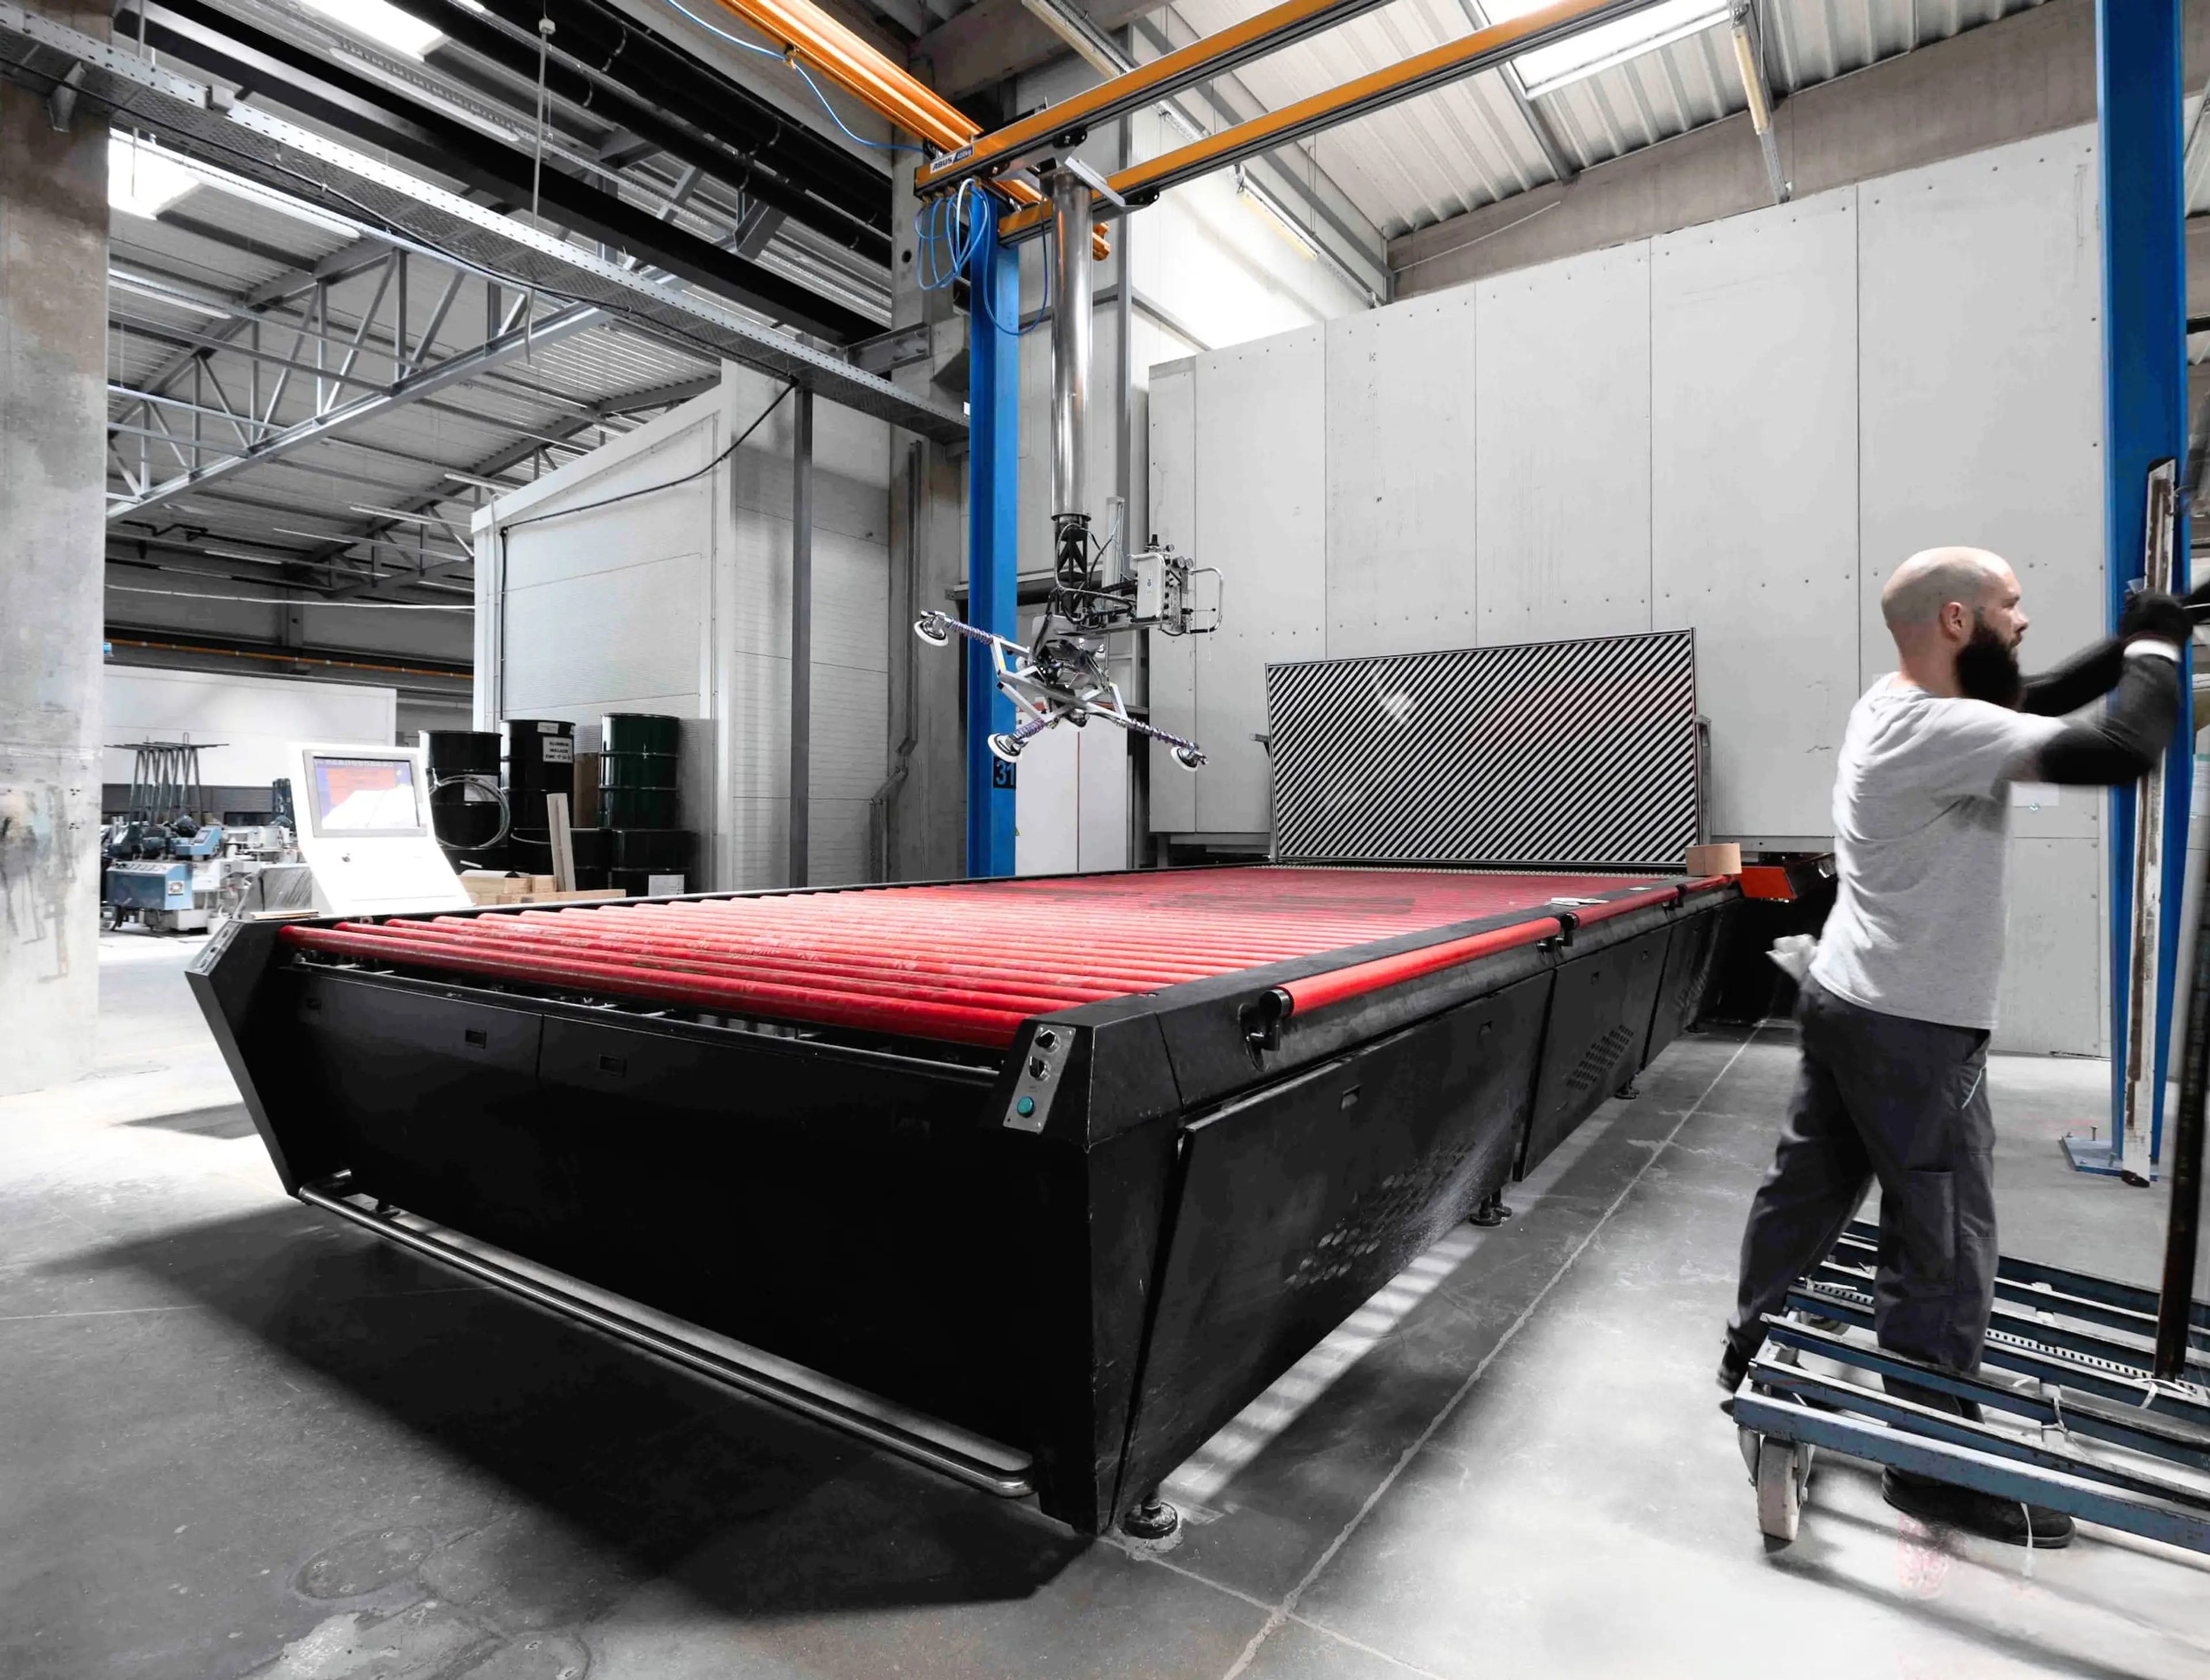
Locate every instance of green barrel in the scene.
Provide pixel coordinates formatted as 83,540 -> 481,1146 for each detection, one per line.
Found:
599,786 -> 678,829
601,713 -> 681,755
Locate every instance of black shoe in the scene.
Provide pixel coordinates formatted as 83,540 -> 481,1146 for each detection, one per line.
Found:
1881,1468 -> 2074,1548
1717,1338 -> 1753,1396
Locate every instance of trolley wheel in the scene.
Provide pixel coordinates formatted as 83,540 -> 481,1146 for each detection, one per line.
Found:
1068,706 -> 1089,727
914,614 -> 951,647
988,732 -> 1024,764
1172,745 -> 1204,771
1754,1435 -> 1811,1544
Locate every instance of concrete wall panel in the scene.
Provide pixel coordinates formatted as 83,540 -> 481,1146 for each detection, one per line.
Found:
1324,292 -> 1479,657
1476,243 -> 1652,645
1146,360 -> 1199,832
1652,191 -> 1861,839
1192,329 -> 1329,836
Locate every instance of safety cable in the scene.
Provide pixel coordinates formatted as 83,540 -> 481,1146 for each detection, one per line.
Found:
645,0 -> 921,154
496,378 -> 792,539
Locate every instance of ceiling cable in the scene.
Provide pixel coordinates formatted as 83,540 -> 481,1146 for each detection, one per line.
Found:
527,7 -> 557,364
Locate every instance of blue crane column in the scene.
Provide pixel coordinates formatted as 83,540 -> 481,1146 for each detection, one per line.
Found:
965,193 -> 1019,877
2097,0 -> 2192,1166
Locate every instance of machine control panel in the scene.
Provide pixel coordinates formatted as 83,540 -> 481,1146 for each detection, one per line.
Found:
1005,1024 -> 1070,1133
292,741 -> 467,917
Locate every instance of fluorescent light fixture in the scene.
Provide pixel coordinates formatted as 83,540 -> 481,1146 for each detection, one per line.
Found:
108,135 -> 197,220
1730,17 -> 1770,134
1019,0 -> 1125,79
1233,166 -> 1381,309
1493,0 -> 1729,98
294,0 -> 444,60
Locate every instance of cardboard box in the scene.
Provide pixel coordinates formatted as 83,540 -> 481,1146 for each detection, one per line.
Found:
1685,843 -> 1742,878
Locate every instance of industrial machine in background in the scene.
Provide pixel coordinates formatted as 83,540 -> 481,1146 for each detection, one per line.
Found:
103,740 -> 230,933
104,742 -> 317,934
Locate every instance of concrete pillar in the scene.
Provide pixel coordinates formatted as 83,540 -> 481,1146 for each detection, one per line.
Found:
0,3 -> 109,1095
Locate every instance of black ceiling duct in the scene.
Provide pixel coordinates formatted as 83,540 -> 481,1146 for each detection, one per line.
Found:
387,0 -> 891,259
125,0 -> 879,342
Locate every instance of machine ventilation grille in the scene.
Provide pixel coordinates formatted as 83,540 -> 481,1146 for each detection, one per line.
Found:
1265,630 -> 1700,869
1564,1024 -> 1639,1095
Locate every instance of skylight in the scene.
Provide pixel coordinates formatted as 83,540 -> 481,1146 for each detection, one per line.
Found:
294,0 -> 444,60
108,135 -> 198,220
1491,0 -> 1731,98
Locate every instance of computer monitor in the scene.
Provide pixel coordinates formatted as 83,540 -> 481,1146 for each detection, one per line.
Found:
303,751 -> 429,839
289,741 -> 465,916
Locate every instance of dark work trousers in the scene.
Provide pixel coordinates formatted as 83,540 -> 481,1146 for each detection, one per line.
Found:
1727,974 -> 1996,1395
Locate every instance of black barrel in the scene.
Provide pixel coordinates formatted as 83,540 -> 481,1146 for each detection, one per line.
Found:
599,786 -> 677,829
505,719 -> 576,797
508,827 -> 555,871
569,828 -> 609,891
426,730 -> 500,780
425,730 -> 505,859
608,828 -> 691,871
506,826 -> 613,890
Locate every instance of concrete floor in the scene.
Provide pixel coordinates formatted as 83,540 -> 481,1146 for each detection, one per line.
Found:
4,935 -> 2208,1680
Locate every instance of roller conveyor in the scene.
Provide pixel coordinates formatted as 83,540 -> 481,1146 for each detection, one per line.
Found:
193,864 -> 1737,1534
279,869 -> 1695,1045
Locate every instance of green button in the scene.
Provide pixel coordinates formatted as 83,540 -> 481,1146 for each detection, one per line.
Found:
1015,1096 -> 1036,1118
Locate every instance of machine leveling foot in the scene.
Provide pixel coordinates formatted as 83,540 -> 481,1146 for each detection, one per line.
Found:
1469,1193 -> 1514,1228
1121,1498 -> 1180,1540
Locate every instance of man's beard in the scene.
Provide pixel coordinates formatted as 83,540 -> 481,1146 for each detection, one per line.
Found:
1954,615 -> 2022,707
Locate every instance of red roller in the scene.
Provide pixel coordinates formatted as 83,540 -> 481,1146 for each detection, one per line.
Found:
280,867 -> 1687,1049
1277,883 -> 1684,1018
1280,921 -> 1563,1018
284,924 -> 1031,1045
334,920 -> 1102,1016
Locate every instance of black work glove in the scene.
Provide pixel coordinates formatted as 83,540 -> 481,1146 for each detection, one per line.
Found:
2119,588 -> 2190,646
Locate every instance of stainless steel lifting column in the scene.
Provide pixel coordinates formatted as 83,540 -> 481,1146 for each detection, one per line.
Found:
1050,165 -> 1093,588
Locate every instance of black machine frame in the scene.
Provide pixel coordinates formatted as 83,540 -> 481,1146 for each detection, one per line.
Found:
193,866 -> 1737,1535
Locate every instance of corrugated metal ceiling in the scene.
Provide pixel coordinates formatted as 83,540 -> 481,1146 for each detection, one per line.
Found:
1163,0 -> 2048,241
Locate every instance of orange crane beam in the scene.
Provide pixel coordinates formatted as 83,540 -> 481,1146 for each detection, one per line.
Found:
696,0 -> 1109,256
990,0 -> 1662,243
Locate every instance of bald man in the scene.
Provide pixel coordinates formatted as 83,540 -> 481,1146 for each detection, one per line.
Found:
1719,546 -> 2186,1548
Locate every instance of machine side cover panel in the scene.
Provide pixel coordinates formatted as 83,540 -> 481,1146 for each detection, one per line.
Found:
279,974 -> 1032,1441
1519,926 -> 1672,1175
188,919 -> 330,1192
1116,974 -> 1550,1507
1644,900 -> 1728,1063
532,1014 -> 1023,1437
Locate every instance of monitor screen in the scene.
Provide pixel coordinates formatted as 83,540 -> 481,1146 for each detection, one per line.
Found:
308,755 -> 424,835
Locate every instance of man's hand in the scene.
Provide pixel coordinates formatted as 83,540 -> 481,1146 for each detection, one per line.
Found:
2119,588 -> 2189,647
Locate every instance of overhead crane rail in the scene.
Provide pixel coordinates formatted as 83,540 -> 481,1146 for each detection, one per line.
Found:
918,0 -> 1660,209
911,0 -> 1670,242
